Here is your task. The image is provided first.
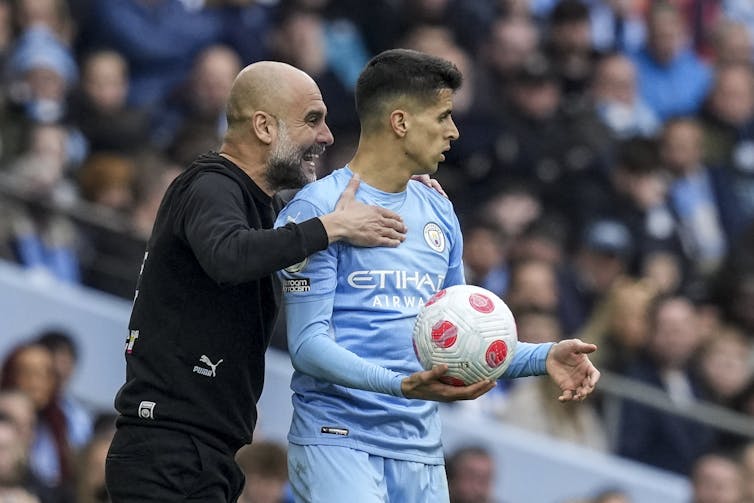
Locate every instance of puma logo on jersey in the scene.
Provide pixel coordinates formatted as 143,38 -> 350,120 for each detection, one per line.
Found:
193,355 -> 224,377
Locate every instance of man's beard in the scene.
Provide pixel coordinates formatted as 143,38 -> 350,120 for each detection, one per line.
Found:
265,122 -> 324,192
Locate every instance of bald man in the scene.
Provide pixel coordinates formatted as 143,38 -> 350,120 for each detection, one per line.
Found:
105,62 -> 408,502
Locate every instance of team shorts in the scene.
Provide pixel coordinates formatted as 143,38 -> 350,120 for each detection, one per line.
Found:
287,443 -> 449,503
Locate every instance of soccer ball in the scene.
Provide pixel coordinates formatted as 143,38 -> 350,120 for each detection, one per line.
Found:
412,284 -> 517,386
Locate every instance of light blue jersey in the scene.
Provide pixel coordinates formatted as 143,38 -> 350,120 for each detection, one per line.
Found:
275,166 -> 552,465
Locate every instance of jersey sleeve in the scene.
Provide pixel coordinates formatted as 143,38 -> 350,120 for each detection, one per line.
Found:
276,198 -> 406,397
443,209 -> 465,288
501,341 -> 554,378
180,172 -> 328,286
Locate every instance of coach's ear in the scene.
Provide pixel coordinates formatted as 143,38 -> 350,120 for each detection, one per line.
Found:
390,109 -> 408,138
251,111 -> 275,144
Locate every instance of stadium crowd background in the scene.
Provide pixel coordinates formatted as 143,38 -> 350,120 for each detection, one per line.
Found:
1,0 -> 754,501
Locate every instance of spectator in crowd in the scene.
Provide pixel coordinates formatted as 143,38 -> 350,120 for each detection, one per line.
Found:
506,258 -> 560,316
691,451 -> 745,503
446,445 -> 497,503
630,1 -> 712,120
475,15 -> 540,104
0,411 -> 54,503
507,214 -> 568,267
590,52 -> 660,139
713,256 -> 754,336
661,117 -> 744,276
76,152 -> 135,214
700,64 -> 754,225
480,184 -> 543,242
83,0 -> 225,108
0,342 -> 75,499
544,0 -> 599,97
639,250 -> 684,295
67,49 -> 151,155
709,19 -> 752,66
0,391 -> 36,468
268,7 -> 358,140
13,0 -> 76,45
696,324 -> 754,408
462,218 -> 509,298
577,276 -> 657,373
589,0 -> 646,54
235,441 -> 288,503
471,51 -> 611,223
606,138 -> 688,272
723,0 -> 754,56
699,62 -> 754,169
74,424 -> 113,503
558,219 -> 635,337
615,295 -> 716,475
34,330 -> 92,458
502,309 -> 609,451
129,160 -> 182,241
156,44 -> 241,154
6,26 -> 77,126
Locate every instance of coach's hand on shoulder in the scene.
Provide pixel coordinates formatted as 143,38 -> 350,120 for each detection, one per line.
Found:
545,339 -> 600,402
410,174 -> 447,198
401,364 -> 496,402
320,174 -> 407,247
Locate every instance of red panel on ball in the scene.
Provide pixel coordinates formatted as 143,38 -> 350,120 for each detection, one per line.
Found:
485,340 -> 508,368
431,320 -> 458,348
425,288 -> 447,307
468,293 -> 494,313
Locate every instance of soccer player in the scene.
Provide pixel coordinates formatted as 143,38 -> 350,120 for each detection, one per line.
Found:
276,49 -> 601,502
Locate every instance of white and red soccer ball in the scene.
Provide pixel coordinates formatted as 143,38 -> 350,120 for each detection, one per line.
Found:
412,284 -> 518,386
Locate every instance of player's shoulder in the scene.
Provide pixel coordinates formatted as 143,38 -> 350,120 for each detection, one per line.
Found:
408,179 -> 455,212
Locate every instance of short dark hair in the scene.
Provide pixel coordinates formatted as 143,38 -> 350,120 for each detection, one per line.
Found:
355,48 -> 462,131
551,0 -> 590,25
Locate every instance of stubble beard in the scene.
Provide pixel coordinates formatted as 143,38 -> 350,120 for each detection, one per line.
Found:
265,121 -> 320,192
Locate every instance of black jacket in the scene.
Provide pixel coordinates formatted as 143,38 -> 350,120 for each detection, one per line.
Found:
114,152 -> 327,453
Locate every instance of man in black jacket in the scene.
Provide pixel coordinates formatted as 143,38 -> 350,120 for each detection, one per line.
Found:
104,61 -> 411,502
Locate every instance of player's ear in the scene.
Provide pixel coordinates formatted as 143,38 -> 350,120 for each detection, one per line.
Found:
251,111 -> 275,144
390,109 -> 408,138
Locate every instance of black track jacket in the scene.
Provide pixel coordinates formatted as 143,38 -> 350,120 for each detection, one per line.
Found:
114,152 -> 328,454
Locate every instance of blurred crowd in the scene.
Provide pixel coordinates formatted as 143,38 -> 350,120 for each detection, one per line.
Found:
1,0 -> 754,501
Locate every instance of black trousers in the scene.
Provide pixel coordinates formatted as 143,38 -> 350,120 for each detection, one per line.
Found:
105,425 -> 245,502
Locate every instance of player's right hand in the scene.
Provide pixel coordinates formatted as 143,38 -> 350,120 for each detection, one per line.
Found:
400,364 -> 496,402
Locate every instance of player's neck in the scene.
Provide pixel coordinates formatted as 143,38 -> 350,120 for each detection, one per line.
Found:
349,141 -> 411,193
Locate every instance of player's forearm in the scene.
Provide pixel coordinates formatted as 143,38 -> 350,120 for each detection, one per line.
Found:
501,342 -> 553,378
290,333 -> 405,396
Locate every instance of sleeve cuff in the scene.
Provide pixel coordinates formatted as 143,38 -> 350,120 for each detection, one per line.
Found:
532,342 -> 554,375
298,217 -> 329,253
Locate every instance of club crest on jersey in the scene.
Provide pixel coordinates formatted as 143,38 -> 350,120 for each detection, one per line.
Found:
423,222 -> 445,253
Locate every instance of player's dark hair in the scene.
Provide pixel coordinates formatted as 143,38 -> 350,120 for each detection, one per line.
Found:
355,48 -> 462,131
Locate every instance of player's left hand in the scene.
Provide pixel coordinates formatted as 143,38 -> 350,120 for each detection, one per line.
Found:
410,175 -> 447,198
545,339 -> 600,402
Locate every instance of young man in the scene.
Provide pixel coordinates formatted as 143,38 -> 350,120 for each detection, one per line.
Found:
276,49 -> 600,502
105,61 -> 411,502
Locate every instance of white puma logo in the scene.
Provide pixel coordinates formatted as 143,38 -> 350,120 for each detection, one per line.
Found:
193,355 -> 224,377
